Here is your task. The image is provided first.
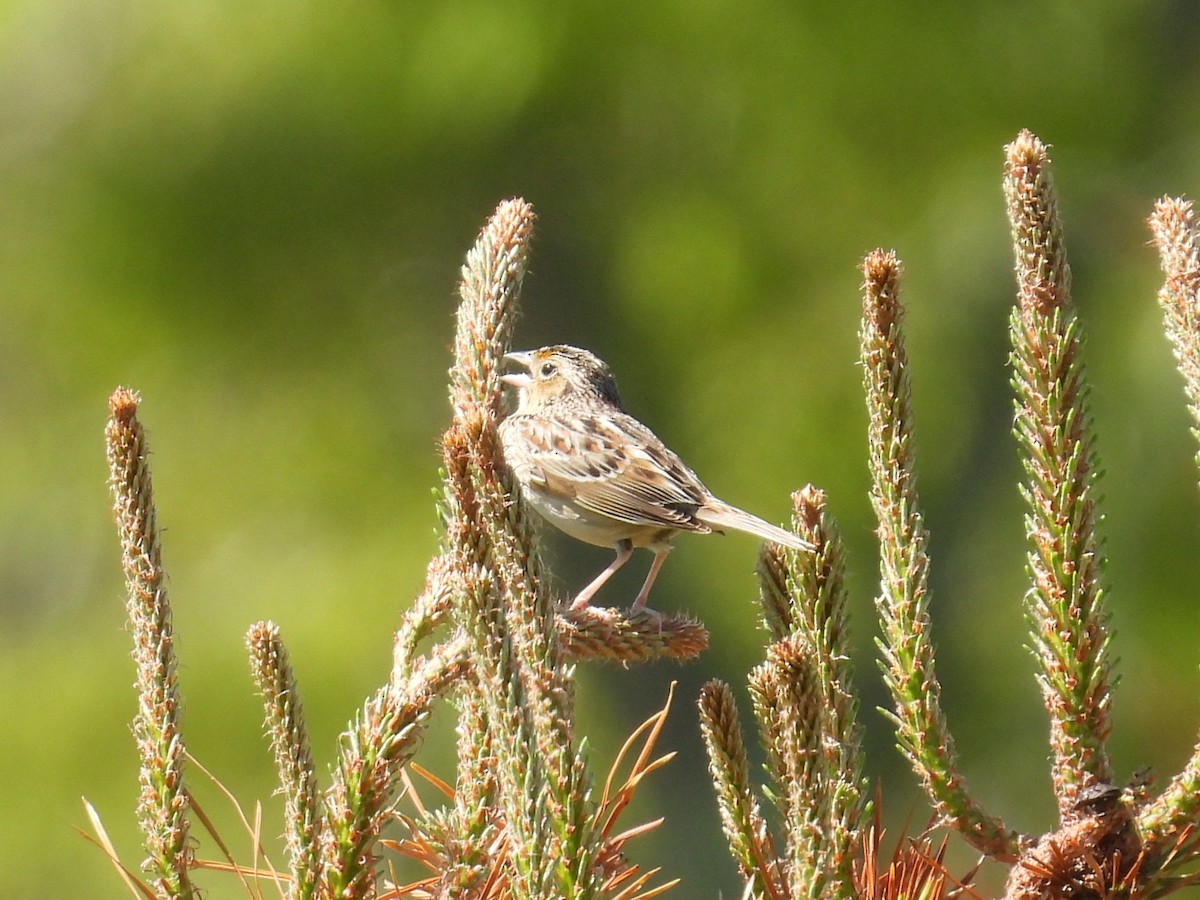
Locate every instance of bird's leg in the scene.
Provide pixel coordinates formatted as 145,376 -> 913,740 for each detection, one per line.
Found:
630,548 -> 670,610
571,539 -> 634,609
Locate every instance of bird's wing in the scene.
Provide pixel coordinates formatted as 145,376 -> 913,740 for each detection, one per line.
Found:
503,411 -> 715,533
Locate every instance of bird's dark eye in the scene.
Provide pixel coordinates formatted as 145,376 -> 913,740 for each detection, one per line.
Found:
540,362 -> 557,378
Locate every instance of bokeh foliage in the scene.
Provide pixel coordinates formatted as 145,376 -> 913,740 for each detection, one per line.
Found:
4,2 -> 1200,896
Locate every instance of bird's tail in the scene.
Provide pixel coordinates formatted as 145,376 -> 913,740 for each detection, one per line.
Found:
698,500 -> 814,551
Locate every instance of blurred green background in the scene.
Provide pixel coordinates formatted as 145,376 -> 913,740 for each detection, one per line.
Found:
4,1 -> 1200,896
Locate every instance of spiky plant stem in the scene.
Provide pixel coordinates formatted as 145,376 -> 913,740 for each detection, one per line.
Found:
701,489 -> 863,899
1148,197 -> 1200,480
754,487 -> 863,898
860,250 -> 1022,860
443,198 -> 599,897
1004,130 -> 1115,820
324,639 -> 467,898
246,621 -> 323,900
393,554 -> 457,685
698,680 -> 784,899
556,607 -> 708,662
105,388 -> 196,899
1139,197 -> 1200,850
748,636 -> 833,897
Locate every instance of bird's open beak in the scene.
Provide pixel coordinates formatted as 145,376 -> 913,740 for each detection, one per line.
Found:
500,350 -> 534,388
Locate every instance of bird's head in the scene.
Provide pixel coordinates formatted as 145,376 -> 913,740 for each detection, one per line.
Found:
501,345 -> 624,413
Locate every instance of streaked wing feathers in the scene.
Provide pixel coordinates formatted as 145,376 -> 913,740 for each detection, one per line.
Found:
504,412 -> 714,533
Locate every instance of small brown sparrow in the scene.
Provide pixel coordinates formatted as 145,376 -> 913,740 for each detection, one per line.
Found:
498,345 -> 812,610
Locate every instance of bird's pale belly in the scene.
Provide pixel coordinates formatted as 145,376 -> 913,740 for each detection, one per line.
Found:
523,486 -> 665,549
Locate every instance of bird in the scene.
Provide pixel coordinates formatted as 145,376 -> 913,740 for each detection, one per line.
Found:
497,344 -> 812,610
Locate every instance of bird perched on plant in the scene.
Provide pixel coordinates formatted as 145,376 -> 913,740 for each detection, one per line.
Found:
498,344 -> 812,610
